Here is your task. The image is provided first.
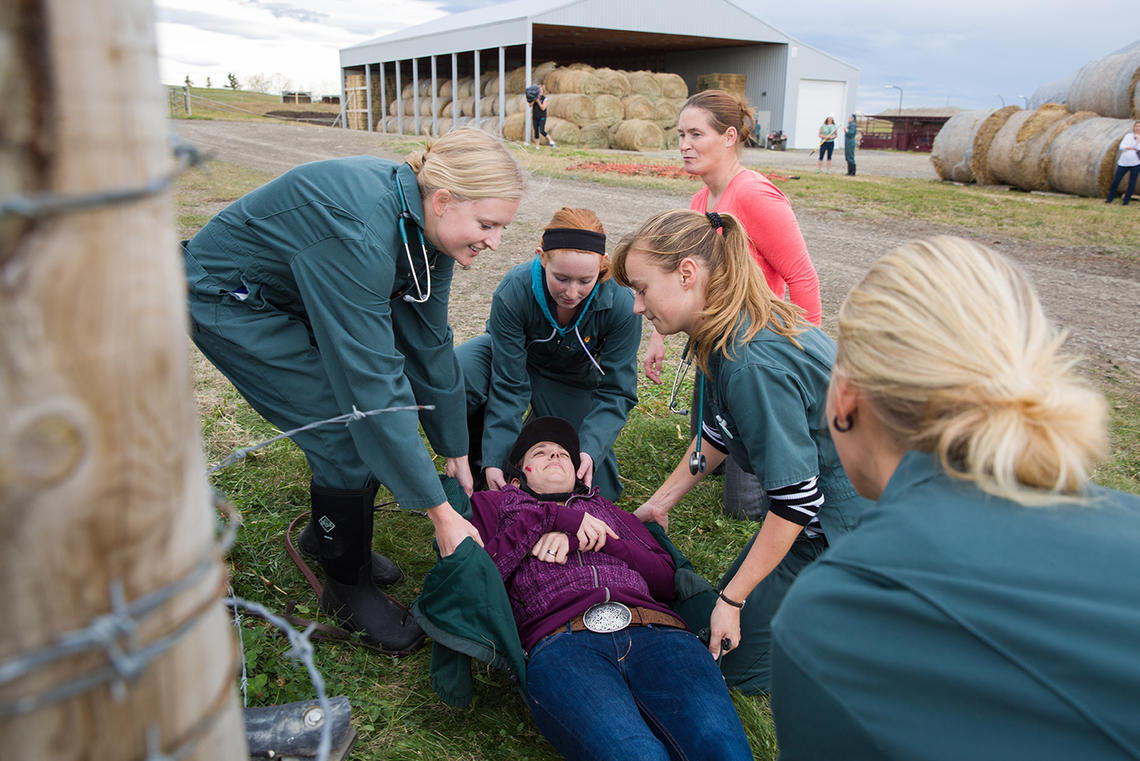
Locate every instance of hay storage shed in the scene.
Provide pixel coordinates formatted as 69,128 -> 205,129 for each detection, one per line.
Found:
337,0 -> 857,149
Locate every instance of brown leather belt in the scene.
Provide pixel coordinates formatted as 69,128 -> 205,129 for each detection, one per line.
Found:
568,606 -> 685,633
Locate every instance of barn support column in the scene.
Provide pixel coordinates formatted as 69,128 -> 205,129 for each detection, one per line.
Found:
378,61 -> 387,133
430,55 -> 438,137
497,46 -> 506,138
474,49 -> 481,123
412,58 -> 420,135
395,61 -> 403,135
451,52 -> 459,123
524,41 -> 533,143
364,62 -> 373,132
339,67 -> 347,128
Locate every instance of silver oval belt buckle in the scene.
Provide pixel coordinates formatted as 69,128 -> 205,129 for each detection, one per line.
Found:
582,601 -> 632,633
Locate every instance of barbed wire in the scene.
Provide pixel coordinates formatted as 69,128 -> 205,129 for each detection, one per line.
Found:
0,134 -> 206,220
206,403 -> 435,474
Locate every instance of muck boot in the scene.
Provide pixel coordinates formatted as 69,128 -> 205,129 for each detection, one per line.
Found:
299,486 -> 402,586
468,411 -> 487,492
309,482 -> 425,654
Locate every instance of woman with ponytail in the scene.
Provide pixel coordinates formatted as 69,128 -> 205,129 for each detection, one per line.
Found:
457,207 -> 640,501
183,128 -> 525,652
612,209 -> 870,694
770,237 -> 1140,759
645,88 -> 822,522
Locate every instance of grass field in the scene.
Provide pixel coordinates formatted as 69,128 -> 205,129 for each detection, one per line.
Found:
168,86 -> 341,123
177,123 -> 1140,759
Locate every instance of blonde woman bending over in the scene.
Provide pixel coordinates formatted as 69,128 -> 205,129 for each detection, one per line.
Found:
770,237 -> 1140,760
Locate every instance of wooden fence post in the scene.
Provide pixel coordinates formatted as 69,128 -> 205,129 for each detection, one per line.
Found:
0,1 -> 247,759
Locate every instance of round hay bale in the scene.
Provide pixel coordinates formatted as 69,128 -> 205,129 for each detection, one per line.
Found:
544,68 -> 605,95
579,122 -> 610,149
491,94 -> 528,116
664,129 -> 679,150
567,62 -> 595,72
1066,51 -> 1140,119
502,112 -> 527,142
622,94 -> 654,120
456,95 -> 476,117
546,116 -> 581,146
474,116 -> 502,135
987,105 -> 1092,191
441,78 -> 474,99
594,68 -> 632,97
697,73 -> 746,97
1045,116 -> 1135,197
547,93 -> 596,125
653,99 -> 682,130
505,65 -> 529,94
481,75 -> 503,97
430,97 -> 453,117
655,72 -> 688,100
628,71 -> 663,99
930,109 -> 993,182
1029,74 -> 1073,110
969,105 -> 1021,185
592,94 -> 624,127
614,119 -> 666,152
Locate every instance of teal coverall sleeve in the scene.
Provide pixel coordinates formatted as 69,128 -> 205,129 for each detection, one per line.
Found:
389,254 -> 468,458
720,362 -> 820,490
290,237 -> 448,510
577,301 -> 641,464
480,282 -> 535,471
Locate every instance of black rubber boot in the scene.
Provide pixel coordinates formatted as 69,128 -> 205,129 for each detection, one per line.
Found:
310,482 -> 425,654
299,518 -> 403,586
468,410 -> 487,492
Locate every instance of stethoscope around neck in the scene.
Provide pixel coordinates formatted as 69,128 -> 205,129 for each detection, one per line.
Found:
395,177 -> 432,304
668,339 -> 707,476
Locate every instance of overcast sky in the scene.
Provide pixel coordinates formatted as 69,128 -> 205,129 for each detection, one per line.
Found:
156,0 -> 1136,113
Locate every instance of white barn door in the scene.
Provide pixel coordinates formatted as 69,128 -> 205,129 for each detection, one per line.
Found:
794,79 -> 846,150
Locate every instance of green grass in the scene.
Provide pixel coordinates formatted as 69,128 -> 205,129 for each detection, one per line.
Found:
181,146 -> 1140,760
168,86 -> 341,122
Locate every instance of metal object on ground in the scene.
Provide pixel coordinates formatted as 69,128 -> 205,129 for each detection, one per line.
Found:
245,696 -> 357,761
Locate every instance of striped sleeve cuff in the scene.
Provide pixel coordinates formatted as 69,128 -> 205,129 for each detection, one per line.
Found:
767,475 -> 824,526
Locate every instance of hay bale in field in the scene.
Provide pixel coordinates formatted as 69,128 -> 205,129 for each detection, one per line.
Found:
969,105 -> 1021,185
930,109 -> 993,182
697,72 -> 746,96
614,119 -> 666,152
502,112 -> 527,142
594,68 -> 632,97
506,62 -> 557,93
664,129 -> 679,150
628,71 -> 664,99
456,96 -> 477,117
653,99 -> 683,130
987,105 -> 1093,191
1066,51 -> 1140,119
481,75 -> 503,97
567,62 -> 595,72
546,116 -> 581,146
440,77 -> 475,99
592,94 -> 624,127
475,116 -> 502,135
545,68 -> 605,95
547,93 -> 596,125
622,94 -> 654,120
1029,75 -> 1072,110
655,72 -> 688,100
579,122 -> 610,149
1046,116 -> 1135,197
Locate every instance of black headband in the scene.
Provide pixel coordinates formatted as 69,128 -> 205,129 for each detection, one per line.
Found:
706,212 -> 723,231
541,228 -> 606,255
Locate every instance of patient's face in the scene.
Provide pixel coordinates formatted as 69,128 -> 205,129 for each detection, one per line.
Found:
518,441 -> 576,494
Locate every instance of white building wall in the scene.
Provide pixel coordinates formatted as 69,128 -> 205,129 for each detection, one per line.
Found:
782,43 -> 858,149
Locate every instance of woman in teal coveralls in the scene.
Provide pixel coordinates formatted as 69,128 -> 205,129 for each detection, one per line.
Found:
612,209 -> 871,693
457,207 -> 640,501
770,237 -> 1140,760
183,128 -> 525,652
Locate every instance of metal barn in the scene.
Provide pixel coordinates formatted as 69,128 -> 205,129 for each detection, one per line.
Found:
338,0 -> 857,149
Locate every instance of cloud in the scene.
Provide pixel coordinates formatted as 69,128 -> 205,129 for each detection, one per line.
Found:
156,7 -> 280,40
239,0 -> 329,24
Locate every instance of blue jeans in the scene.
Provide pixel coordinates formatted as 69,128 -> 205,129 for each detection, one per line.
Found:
525,626 -> 752,761
1106,163 -> 1140,203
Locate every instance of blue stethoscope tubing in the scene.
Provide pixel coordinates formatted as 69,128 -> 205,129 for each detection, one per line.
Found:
395,177 -> 432,304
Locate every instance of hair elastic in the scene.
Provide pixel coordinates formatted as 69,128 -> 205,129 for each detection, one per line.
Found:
541,228 -> 606,255
706,212 -> 723,231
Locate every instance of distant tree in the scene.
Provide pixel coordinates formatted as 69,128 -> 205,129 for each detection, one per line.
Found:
245,73 -> 271,93
205,76 -> 212,88
227,72 -> 239,90
184,74 -> 193,87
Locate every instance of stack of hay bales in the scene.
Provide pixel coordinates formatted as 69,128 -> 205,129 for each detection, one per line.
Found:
697,73 -> 746,98
932,42 -> 1140,197
542,64 -> 687,150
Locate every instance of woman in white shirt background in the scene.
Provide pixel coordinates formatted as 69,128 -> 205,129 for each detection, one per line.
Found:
1105,120 -> 1140,205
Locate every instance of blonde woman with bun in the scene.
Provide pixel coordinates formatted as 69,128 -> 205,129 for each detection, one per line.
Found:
645,88 -> 823,523
183,128 -> 525,652
612,209 -> 871,695
770,236 -> 1140,760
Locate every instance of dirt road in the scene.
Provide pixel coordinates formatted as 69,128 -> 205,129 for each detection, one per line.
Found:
175,121 -> 1140,388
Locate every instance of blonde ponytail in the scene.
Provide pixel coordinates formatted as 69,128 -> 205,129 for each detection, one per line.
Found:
612,209 -> 807,373
836,236 -> 1108,505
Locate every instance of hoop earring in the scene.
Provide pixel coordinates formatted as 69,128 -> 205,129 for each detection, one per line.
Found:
832,414 -> 854,433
